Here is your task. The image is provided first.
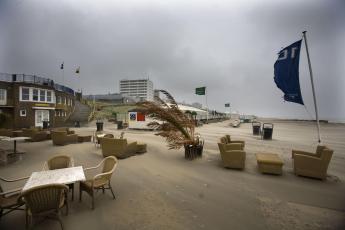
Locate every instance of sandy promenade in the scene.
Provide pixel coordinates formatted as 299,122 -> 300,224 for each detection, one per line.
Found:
0,120 -> 344,230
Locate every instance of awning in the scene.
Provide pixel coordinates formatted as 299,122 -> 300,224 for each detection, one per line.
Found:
32,107 -> 55,110
0,105 -> 14,108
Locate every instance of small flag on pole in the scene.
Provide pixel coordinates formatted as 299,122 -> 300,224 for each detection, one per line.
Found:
225,103 -> 230,107
75,67 -> 80,74
60,62 -> 64,70
195,87 -> 206,95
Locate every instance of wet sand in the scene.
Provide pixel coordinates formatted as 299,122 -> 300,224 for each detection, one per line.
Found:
0,120 -> 344,230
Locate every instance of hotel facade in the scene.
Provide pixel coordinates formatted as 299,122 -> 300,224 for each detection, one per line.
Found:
119,79 -> 154,101
0,73 -> 76,129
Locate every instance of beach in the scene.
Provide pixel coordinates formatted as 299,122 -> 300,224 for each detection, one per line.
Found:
0,120 -> 344,230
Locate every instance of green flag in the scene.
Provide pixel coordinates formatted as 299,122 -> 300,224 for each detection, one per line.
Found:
195,87 -> 206,95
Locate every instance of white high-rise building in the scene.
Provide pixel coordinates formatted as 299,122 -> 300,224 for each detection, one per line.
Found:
119,79 -> 154,101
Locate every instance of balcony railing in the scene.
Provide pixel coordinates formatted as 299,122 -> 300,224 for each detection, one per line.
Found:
0,73 -> 74,95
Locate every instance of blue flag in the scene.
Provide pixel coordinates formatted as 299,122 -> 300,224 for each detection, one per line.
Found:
274,40 -> 304,105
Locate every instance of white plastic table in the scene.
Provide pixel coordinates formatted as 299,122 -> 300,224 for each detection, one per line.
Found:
94,133 -> 106,147
1,137 -> 30,154
23,166 -> 86,191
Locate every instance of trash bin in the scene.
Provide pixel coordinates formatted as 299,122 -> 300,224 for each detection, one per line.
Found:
42,120 -> 49,129
96,121 -> 103,132
75,121 -> 80,127
262,123 -> 274,140
117,121 -> 123,129
252,122 -> 261,135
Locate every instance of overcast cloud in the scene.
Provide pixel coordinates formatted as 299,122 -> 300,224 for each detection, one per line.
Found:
0,0 -> 344,121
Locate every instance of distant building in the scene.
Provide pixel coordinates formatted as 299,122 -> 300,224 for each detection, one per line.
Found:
0,73 -> 75,128
83,93 -> 136,104
191,102 -> 203,109
119,79 -> 154,101
127,103 -> 208,130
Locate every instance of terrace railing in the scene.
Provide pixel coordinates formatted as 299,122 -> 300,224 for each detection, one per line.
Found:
0,73 -> 74,95
54,84 -> 75,95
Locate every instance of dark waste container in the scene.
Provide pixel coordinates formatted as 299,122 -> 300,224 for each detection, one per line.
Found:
252,122 -> 261,135
42,120 -> 49,129
96,122 -> 103,132
262,123 -> 274,140
75,121 -> 80,127
184,144 -> 203,160
117,121 -> 123,129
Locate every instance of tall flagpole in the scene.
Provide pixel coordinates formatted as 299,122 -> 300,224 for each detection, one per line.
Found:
62,66 -> 65,85
302,31 -> 321,143
225,103 -> 231,119
60,61 -> 64,85
205,87 -> 208,122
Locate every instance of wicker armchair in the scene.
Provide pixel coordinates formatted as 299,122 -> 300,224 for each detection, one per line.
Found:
0,129 -> 13,137
52,127 -> 75,135
93,132 -> 114,148
28,130 -> 49,142
42,155 -> 75,200
79,156 -> 118,209
19,184 -> 69,229
51,131 -> 78,146
218,142 -> 246,169
292,145 -> 334,180
100,138 -> 137,159
0,176 -> 29,218
219,136 -> 245,149
22,127 -> 40,137
225,135 -> 245,148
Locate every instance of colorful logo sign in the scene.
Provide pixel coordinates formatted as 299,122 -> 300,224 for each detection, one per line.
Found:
129,112 -> 137,121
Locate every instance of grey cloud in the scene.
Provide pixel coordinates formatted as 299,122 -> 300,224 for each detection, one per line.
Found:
0,0 -> 344,121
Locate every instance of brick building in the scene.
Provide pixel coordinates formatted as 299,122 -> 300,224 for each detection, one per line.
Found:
0,73 -> 75,129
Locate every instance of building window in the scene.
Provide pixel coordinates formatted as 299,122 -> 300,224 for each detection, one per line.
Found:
47,91 -> 52,102
39,90 -> 45,102
0,89 -> 5,100
64,97 -> 66,104
57,96 -> 61,104
20,87 -> 55,103
20,109 -> 26,117
0,89 -> 6,105
21,87 -> 30,101
33,89 -> 38,101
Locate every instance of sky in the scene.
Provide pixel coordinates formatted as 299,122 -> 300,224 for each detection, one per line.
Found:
0,0 -> 344,121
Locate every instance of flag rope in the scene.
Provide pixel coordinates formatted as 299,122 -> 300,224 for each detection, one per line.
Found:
303,104 -> 315,121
